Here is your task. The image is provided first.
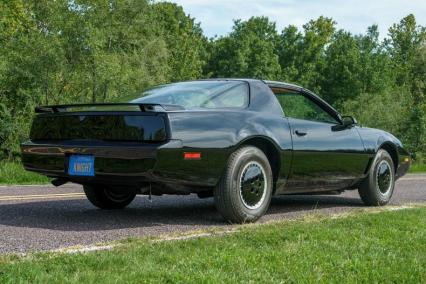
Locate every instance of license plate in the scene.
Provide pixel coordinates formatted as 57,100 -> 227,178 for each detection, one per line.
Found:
68,155 -> 95,177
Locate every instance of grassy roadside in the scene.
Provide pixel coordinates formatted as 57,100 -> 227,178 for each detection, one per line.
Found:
410,153 -> 426,173
0,207 -> 425,283
0,161 -> 50,185
410,162 -> 426,173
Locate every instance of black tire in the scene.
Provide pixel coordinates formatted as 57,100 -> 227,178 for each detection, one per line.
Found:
358,149 -> 395,206
214,146 -> 273,223
83,184 -> 136,209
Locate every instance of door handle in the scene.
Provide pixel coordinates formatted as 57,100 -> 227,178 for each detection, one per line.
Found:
294,129 -> 307,136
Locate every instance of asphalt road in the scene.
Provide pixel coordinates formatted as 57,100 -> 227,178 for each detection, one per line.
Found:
0,175 -> 425,254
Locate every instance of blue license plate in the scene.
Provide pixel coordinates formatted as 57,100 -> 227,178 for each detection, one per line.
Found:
68,155 -> 95,176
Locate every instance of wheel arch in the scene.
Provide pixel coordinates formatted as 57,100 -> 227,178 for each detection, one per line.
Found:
237,136 -> 281,191
378,142 -> 399,173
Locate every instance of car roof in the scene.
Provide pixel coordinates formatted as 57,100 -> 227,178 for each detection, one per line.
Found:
130,79 -> 341,120
262,80 -> 304,91
192,78 -> 304,91
183,78 -> 284,115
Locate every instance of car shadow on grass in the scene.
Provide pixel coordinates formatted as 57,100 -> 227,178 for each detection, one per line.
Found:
0,192 -> 365,232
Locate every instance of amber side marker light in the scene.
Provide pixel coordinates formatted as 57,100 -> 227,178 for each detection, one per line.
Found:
184,152 -> 201,160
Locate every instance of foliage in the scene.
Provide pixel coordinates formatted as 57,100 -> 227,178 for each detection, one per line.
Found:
410,162 -> 426,173
0,0 -> 205,159
152,2 -> 207,81
0,161 -> 49,184
341,88 -> 412,144
0,1 -> 425,160
205,16 -> 281,79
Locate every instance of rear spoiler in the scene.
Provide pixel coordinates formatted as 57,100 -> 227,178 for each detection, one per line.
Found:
35,103 -> 185,113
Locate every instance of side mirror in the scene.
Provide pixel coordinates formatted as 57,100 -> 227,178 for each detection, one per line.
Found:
332,116 -> 357,131
341,116 -> 357,127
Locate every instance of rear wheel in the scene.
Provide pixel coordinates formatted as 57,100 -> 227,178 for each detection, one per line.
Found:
83,184 -> 136,209
214,146 -> 273,223
358,149 -> 395,206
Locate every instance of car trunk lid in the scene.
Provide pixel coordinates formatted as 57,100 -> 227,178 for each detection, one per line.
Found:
30,103 -> 172,143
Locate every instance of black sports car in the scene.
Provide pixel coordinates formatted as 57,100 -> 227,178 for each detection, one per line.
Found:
21,79 -> 411,223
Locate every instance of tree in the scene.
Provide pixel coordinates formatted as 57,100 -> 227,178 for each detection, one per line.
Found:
73,0 -> 170,103
277,25 -> 303,82
355,25 -> 393,94
321,30 -> 362,105
342,87 -> 412,144
206,17 -> 281,79
276,16 -> 336,94
386,14 -> 426,152
0,4 -> 425,161
298,16 -> 336,93
0,0 -> 34,43
412,45 -> 426,154
152,2 -> 207,81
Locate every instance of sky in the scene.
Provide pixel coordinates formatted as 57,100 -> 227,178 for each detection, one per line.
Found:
170,0 -> 426,38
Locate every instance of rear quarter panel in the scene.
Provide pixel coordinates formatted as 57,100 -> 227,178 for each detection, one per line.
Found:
153,110 -> 292,187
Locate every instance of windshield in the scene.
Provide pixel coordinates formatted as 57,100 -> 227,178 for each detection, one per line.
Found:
132,81 -> 249,109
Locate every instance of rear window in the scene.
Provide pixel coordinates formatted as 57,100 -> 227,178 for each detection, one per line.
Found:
30,115 -> 167,142
132,81 -> 249,109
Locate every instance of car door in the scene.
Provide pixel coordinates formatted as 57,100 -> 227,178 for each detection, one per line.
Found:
274,89 -> 368,192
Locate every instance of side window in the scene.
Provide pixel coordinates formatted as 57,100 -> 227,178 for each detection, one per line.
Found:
208,83 -> 249,108
274,90 -> 338,124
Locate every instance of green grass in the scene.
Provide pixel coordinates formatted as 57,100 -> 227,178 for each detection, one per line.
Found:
0,207 -> 425,283
410,162 -> 426,173
0,161 -> 50,185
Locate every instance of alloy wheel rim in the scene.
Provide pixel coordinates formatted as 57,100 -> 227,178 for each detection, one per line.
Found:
376,160 -> 393,194
239,161 -> 267,210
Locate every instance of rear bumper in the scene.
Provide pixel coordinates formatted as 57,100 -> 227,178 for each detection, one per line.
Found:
21,140 -> 226,189
21,141 -> 160,185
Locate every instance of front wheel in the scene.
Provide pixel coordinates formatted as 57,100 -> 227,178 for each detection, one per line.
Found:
214,146 -> 273,223
83,184 -> 136,209
358,149 -> 395,206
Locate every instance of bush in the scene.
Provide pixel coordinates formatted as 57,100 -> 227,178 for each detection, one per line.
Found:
0,103 -> 33,161
0,103 -> 14,160
0,161 -> 49,184
342,87 -> 413,150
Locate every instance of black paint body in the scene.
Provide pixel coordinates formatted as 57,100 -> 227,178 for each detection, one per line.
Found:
21,79 -> 411,195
